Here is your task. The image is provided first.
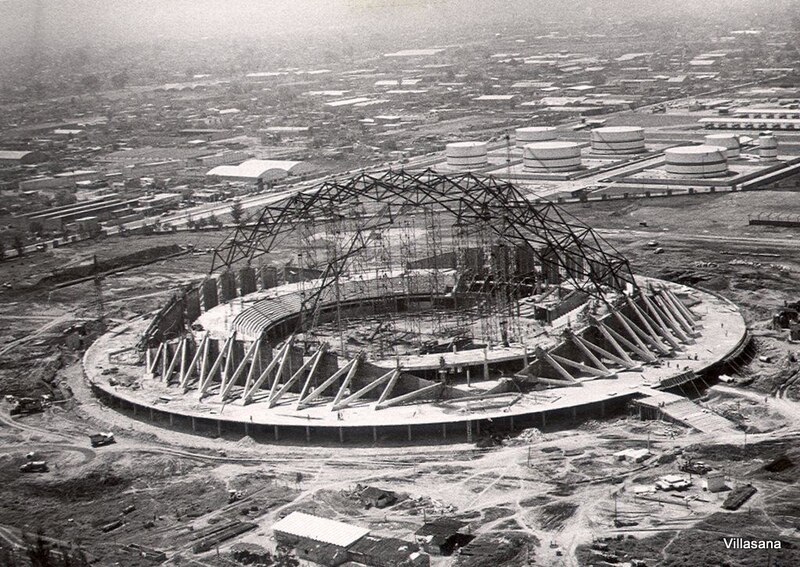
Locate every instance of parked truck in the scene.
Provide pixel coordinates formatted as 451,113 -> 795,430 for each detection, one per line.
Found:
89,432 -> 115,447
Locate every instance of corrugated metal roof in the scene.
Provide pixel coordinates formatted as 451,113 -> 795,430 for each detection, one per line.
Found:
272,512 -> 369,548
0,150 -> 33,160
206,159 -> 303,179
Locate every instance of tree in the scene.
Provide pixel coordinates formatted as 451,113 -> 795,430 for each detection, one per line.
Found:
54,190 -> 77,207
80,74 -> 102,93
230,199 -> 245,226
110,71 -> 129,89
12,233 -> 24,257
29,221 -> 44,237
273,546 -> 300,567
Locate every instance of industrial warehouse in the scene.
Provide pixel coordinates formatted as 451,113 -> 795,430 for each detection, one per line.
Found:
2,2 -> 800,567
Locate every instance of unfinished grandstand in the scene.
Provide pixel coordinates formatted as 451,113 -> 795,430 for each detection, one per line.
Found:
84,170 -> 747,443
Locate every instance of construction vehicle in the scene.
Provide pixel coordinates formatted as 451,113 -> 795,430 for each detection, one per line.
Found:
228,489 -> 243,503
89,432 -> 115,447
679,458 -> 712,475
20,461 -> 48,473
9,397 -> 45,416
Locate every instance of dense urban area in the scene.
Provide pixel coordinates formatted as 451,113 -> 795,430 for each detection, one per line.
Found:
1,1 -> 799,566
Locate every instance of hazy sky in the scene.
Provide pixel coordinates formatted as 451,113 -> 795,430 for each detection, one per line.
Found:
0,0 -> 794,57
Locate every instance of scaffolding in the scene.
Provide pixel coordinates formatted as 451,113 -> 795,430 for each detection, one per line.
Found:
210,169 -> 636,352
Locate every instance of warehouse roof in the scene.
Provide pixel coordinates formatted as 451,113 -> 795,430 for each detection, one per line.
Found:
206,159 -> 305,180
272,512 -> 369,548
0,150 -> 35,160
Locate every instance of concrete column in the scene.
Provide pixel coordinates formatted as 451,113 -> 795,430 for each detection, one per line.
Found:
260,265 -> 278,290
571,406 -> 577,423
202,278 -> 219,310
239,266 -> 257,296
149,408 -> 154,421
466,368 -> 471,387
191,416 -> 196,432
373,426 -> 377,443
219,271 -> 237,302
274,425 -> 279,441
483,347 -> 489,380
442,423 -> 447,440
169,413 -> 174,426
339,427 -> 344,443
476,421 -> 481,436
542,412 -> 546,428
185,288 -> 202,322
217,420 -> 222,437
245,422 -> 250,436
466,421 -> 472,443
305,425 -> 310,443
510,415 -> 514,432
407,425 -> 412,441
133,404 -> 137,416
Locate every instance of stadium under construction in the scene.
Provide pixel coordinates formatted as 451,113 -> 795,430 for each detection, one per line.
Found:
85,169 -> 747,443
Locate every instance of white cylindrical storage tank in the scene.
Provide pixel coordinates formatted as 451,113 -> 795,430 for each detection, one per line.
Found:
446,141 -> 488,170
664,145 -> 728,178
704,133 -> 740,158
590,126 -> 646,154
523,141 -> 582,172
515,126 -> 557,148
758,132 -> 778,162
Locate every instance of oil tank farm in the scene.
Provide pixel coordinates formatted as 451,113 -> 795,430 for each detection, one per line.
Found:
664,145 -> 729,178
590,126 -> 646,155
515,126 -> 557,148
522,141 -> 582,172
704,133 -> 740,158
445,141 -> 488,170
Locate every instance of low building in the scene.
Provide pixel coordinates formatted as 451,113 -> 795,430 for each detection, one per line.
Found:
348,535 -> 428,567
614,448 -> 651,463
138,193 -> 183,211
705,472 -> 727,493
206,159 -> 313,183
358,486 -> 397,509
414,518 -> 474,556
272,512 -> 428,567
0,150 -> 48,165
272,512 -> 368,567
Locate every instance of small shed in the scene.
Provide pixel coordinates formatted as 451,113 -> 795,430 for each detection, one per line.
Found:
359,486 -> 398,509
705,472 -> 727,493
414,518 -> 474,556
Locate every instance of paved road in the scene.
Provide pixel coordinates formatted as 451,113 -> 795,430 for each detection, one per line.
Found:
596,228 -> 800,250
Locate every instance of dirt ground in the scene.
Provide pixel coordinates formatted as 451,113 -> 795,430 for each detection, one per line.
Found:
1,192 -> 800,566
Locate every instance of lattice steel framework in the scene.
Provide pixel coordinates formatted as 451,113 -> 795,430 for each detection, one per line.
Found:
210,169 -> 636,318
